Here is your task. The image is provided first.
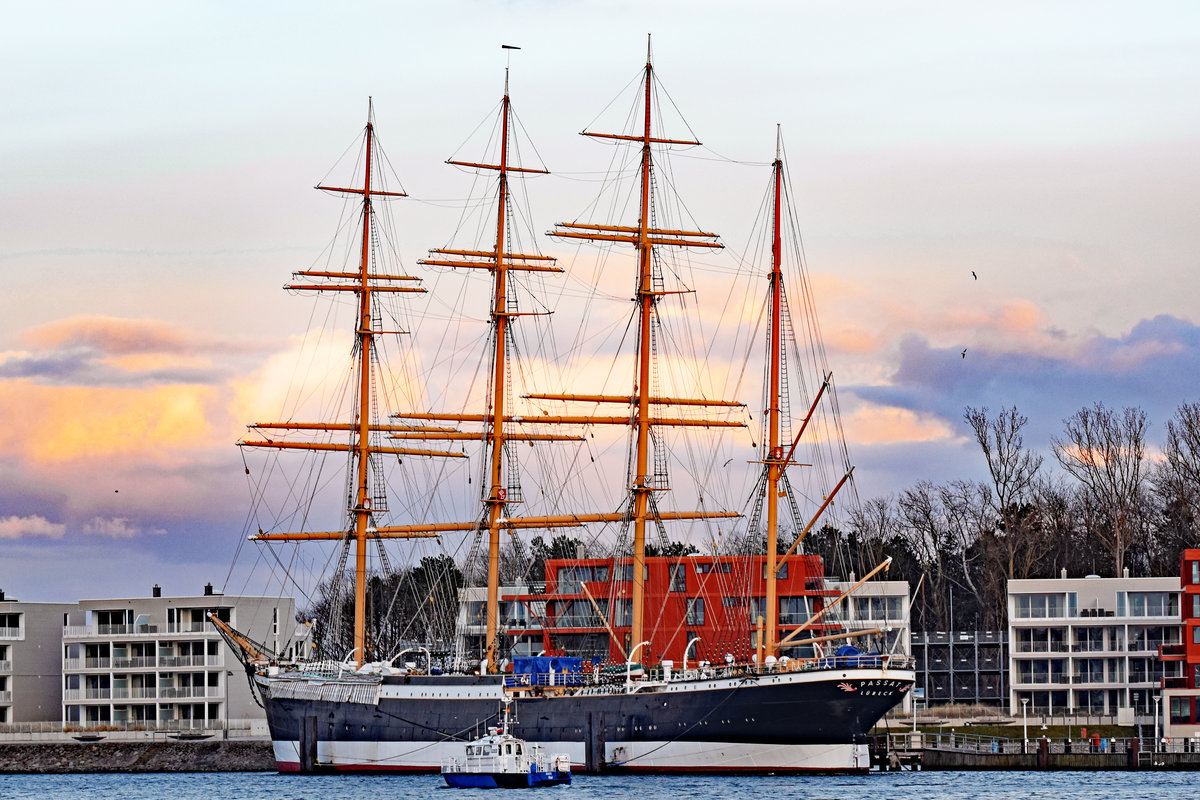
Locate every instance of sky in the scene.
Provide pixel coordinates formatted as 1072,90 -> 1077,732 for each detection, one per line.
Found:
3,1 -> 1200,603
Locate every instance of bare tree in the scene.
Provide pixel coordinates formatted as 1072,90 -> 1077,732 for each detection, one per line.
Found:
1157,401 -> 1200,534
1052,402 -> 1147,576
964,405 -> 1044,579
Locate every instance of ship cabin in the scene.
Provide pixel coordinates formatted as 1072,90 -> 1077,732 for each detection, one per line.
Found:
504,554 -> 842,669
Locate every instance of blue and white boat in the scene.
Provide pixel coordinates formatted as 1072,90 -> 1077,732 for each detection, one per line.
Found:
442,707 -> 571,789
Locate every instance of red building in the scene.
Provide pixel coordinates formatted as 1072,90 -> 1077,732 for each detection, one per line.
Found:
505,554 -> 845,667
1162,548 -> 1200,737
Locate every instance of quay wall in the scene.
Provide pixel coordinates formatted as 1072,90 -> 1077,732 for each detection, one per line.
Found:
0,740 -> 275,773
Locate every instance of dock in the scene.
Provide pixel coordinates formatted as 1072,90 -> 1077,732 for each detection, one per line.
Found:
873,731 -> 1200,770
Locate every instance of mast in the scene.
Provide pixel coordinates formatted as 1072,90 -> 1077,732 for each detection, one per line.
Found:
547,39 -> 738,656
756,129 -> 856,658
414,59 -> 575,673
241,102 -> 464,669
764,128 -> 784,657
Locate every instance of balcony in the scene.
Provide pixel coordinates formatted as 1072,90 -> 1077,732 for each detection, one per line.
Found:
0,626 -> 23,640
112,687 -> 157,700
0,660 -> 11,673
158,655 -> 218,668
158,686 -> 220,699
64,657 -> 113,670
1162,676 -> 1190,689
1160,643 -> 1187,660
113,657 -> 156,669
64,625 -> 159,639
0,691 -> 11,703
167,622 -> 213,634
63,688 -> 113,701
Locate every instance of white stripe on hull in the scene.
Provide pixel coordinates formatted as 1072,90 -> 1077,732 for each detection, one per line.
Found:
607,739 -> 869,772
272,738 -> 867,773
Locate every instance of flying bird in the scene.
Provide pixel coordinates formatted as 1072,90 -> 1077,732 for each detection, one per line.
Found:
971,270 -> 977,280
961,349 -> 967,359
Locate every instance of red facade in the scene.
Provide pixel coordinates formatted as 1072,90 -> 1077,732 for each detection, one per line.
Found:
506,554 -> 838,666
1161,548 -> 1200,726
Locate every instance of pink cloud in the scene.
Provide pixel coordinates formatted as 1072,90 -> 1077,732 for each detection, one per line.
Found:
0,514 -> 66,540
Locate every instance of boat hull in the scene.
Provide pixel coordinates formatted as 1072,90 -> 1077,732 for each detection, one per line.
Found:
260,666 -> 912,774
443,771 -> 571,788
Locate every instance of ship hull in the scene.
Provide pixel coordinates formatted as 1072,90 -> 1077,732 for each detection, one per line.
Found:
260,666 -> 912,774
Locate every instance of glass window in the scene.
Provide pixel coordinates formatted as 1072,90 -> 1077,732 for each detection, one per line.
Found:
1193,626 -> 1200,645
686,598 -> 705,626
1192,595 -> 1200,619
762,562 -> 788,580
1127,592 -> 1179,617
669,565 -> 687,593
1193,561 -> 1200,585
780,597 -> 810,625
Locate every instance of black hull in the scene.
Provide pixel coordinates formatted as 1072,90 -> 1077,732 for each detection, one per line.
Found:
260,666 -> 913,774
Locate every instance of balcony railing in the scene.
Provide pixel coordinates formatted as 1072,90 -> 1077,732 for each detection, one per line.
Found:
0,660 -> 11,673
0,691 -> 11,703
63,688 -> 112,701
113,657 -> 156,669
64,657 -> 113,670
167,622 -> 212,634
111,687 -> 157,700
0,627 -> 23,640
158,686 -> 220,699
1160,643 -> 1187,658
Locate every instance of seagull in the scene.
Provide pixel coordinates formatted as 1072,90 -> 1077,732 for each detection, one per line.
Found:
961,349 -> 967,359
971,271 -> 977,280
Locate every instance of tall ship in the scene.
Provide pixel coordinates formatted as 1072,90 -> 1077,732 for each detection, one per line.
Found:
214,43 -> 915,774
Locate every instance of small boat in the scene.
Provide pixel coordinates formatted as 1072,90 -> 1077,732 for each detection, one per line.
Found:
442,708 -> 571,789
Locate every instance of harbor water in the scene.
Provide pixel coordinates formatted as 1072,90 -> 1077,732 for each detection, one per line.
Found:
0,771 -> 1194,799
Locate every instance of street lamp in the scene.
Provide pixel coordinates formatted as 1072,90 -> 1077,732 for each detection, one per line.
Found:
1021,697 -> 1029,753
1154,694 -> 1161,752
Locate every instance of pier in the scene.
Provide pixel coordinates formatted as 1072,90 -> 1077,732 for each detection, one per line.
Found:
874,731 -> 1200,770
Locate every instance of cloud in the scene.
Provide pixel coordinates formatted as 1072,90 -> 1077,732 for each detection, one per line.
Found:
0,514 -> 66,540
0,379 -> 220,464
81,516 -> 165,538
0,316 -> 275,387
849,314 -> 1200,459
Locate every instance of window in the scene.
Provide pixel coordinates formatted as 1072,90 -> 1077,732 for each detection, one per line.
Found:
1192,595 -> 1200,619
779,597 -> 810,625
669,565 -> 687,593
1170,696 -> 1192,724
1193,627 -> 1200,645
686,598 -> 705,626
1193,561 -> 1200,585
694,562 -> 731,574
1127,592 -> 1179,617
1013,594 -> 1068,619
762,562 -> 788,580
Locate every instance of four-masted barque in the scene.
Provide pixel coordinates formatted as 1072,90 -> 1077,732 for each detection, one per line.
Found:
212,43 -> 915,774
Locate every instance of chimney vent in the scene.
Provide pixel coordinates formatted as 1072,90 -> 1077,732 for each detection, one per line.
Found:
152,585 -> 161,598
204,582 -> 214,596
0,589 -> 5,601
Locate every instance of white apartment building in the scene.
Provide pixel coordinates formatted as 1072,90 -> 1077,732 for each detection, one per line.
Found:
1008,573 -> 1181,720
61,584 -> 302,731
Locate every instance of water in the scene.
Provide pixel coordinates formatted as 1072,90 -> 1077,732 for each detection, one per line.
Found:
0,771 -> 1194,800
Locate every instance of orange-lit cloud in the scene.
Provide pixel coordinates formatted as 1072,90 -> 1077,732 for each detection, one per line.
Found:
842,404 -> 956,445
0,379 -> 218,464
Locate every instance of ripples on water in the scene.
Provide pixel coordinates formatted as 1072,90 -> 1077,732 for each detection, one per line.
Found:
0,771 -> 1194,800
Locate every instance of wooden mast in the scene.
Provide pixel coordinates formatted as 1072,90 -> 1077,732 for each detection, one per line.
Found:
546,38 -> 737,658
240,102 -> 464,668
764,128 -> 784,657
